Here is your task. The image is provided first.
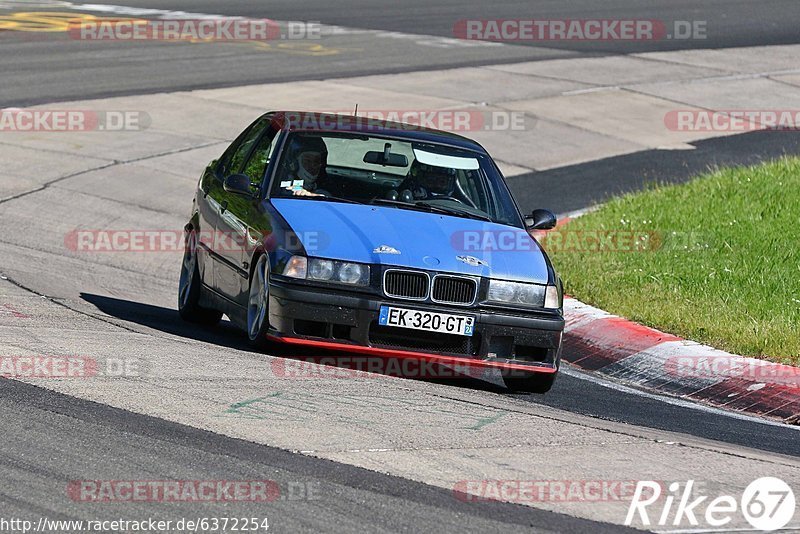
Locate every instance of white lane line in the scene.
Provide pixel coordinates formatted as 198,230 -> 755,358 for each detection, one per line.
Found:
561,365 -> 799,430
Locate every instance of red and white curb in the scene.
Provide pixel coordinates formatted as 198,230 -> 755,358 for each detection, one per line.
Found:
561,297 -> 800,424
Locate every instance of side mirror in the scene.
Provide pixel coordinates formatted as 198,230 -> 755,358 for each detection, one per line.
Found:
223,174 -> 254,196
525,209 -> 557,230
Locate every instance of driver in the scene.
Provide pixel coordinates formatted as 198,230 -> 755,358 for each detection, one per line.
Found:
280,135 -> 330,197
398,160 -> 456,201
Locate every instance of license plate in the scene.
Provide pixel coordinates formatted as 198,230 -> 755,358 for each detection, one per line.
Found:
378,306 -> 474,336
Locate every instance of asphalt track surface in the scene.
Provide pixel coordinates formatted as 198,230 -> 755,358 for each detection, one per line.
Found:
109,0 -> 800,52
2,0 -> 800,105
74,291 -> 800,458
2,1 -> 800,532
0,378 -> 629,533
511,129 -> 800,214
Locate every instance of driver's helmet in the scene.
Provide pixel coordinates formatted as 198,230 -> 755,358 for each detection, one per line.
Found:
286,135 -> 327,189
408,160 -> 455,197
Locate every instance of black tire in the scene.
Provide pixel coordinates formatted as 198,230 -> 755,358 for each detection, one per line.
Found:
178,230 -> 223,325
502,371 -> 557,394
246,254 -> 272,349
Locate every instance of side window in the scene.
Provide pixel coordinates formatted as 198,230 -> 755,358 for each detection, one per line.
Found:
241,128 -> 278,187
228,124 -> 265,176
218,117 -> 270,177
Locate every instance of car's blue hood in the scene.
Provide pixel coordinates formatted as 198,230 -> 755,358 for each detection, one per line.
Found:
271,199 -> 549,284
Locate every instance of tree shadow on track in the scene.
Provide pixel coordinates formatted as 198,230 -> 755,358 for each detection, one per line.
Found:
80,292 -> 508,394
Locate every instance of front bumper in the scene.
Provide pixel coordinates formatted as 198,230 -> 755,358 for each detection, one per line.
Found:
266,279 -> 563,374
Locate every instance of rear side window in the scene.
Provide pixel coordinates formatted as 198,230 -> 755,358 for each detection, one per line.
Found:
241,129 -> 278,185
218,116 -> 271,177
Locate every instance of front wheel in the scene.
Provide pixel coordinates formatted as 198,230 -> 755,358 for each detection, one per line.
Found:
178,230 -> 222,325
502,371 -> 557,394
246,254 -> 272,349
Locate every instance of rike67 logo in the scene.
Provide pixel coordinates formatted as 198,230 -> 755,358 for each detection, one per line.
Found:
626,477 -> 795,531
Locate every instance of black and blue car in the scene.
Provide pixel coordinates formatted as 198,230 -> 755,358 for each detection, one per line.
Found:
179,111 -> 564,393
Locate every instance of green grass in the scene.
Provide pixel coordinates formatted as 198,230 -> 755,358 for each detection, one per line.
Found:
545,157 -> 800,365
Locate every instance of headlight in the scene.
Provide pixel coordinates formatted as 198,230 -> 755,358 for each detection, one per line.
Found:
544,284 -> 562,309
337,262 -> 367,285
487,280 -> 547,307
487,280 -> 517,302
283,255 -> 307,279
308,258 -> 334,280
304,257 -> 370,286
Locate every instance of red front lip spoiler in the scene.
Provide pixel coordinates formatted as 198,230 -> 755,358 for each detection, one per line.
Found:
265,335 -> 557,374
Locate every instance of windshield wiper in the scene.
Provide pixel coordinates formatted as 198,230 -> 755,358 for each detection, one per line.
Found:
371,198 -> 493,221
299,194 -> 360,204
415,202 -> 493,222
369,198 -> 432,212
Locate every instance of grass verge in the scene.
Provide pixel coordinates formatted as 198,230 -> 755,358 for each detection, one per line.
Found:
544,157 -> 800,365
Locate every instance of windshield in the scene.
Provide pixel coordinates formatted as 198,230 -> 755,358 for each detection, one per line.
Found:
269,132 -> 523,226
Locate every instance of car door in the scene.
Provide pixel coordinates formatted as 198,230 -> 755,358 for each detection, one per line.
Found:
198,116 -> 268,298
195,118 -> 261,298
213,118 -> 280,305
194,162 -> 221,290
195,122 -> 261,291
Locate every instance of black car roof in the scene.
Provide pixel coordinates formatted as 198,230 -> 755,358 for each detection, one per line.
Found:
267,111 -> 489,153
